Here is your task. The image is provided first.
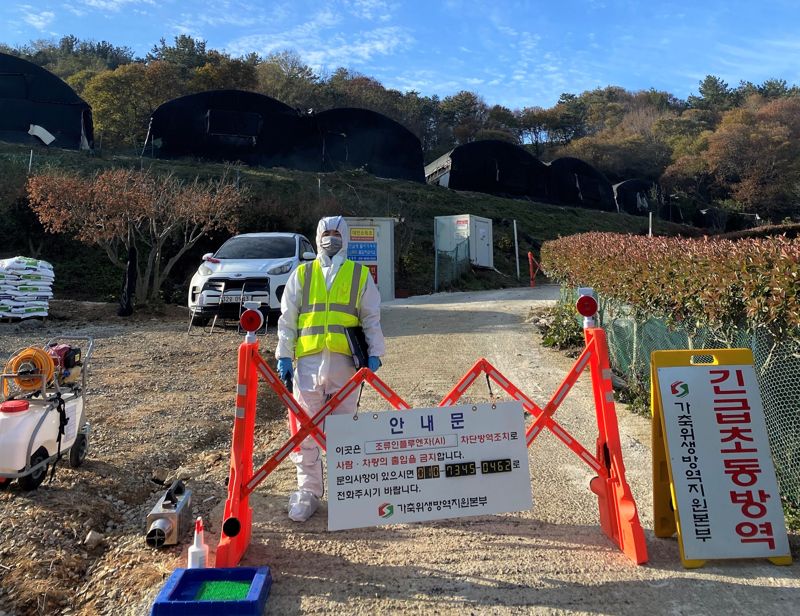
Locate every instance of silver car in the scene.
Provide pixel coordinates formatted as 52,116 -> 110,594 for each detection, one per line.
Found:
187,232 -> 315,325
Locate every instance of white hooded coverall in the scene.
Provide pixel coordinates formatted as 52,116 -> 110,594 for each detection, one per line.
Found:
276,216 -> 385,497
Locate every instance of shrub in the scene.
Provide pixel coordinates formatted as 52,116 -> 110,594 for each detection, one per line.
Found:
538,289 -> 584,350
541,232 -> 800,340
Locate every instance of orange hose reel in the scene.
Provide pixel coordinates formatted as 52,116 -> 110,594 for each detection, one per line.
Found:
2,347 -> 55,397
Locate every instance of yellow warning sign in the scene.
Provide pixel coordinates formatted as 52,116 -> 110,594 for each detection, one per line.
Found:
350,227 -> 375,242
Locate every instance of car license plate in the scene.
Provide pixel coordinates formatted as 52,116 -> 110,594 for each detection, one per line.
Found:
221,295 -> 252,303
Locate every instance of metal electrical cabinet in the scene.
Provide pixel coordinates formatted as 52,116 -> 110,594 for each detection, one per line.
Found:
434,214 -> 494,269
344,217 -> 396,302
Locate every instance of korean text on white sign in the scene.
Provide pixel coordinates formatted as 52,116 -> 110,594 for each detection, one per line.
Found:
657,364 -> 790,560
326,402 -> 533,530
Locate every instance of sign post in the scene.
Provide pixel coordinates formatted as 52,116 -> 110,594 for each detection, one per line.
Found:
344,218 -> 396,301
326,402 -> 532,530
651,349 -> 792,568
513,219 -> 520,281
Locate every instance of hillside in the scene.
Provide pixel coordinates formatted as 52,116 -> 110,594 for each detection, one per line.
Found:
0,141 -> 697,302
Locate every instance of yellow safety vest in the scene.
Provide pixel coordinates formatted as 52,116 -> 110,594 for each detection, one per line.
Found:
296,259 -> 368,357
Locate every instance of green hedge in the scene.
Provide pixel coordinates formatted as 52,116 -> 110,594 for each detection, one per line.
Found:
541,232 -> 800,340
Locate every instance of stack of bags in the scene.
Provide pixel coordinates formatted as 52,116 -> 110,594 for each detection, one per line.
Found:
0,257 -> 55,319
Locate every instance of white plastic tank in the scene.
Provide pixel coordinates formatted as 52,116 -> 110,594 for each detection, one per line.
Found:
434,214 -> 494,268
0,397 -> 82,473
344,217 -> 396,302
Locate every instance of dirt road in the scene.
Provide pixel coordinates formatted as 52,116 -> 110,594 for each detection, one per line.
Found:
0,287 -> 798,615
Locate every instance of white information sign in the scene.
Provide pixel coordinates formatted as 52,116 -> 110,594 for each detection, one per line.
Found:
657,364 -> 789,560
326,402 -> 532,531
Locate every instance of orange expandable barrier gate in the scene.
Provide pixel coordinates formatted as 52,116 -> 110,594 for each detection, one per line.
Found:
439,326 -> 648,565
527,252 -> 541,287
215,335 -> 409,568
216,323 -> 647,567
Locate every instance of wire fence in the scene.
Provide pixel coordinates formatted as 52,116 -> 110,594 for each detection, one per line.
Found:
434,239 -> 470,291
579,293 -> 800,507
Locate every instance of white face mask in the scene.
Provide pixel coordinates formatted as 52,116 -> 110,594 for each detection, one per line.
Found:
320,235 -> 343,256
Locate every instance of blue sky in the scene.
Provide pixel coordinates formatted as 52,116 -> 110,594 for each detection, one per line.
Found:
2,0 -> 800,109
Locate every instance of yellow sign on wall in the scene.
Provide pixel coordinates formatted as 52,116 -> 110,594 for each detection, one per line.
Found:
350,227 -> 375,242
651,348 -> 791,568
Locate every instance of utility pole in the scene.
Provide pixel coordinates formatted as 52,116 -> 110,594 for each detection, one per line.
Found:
433,219 -> 439,293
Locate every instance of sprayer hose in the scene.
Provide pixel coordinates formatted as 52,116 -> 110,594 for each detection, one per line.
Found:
3,347 -> 55,396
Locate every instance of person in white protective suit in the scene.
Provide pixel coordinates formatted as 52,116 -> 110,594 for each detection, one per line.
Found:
275,215 -> 385,522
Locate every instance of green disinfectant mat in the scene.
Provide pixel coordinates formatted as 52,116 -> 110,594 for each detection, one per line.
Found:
194,580 -> 252,601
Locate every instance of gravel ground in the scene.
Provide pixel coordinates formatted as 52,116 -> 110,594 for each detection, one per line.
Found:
0,287 -> 798,616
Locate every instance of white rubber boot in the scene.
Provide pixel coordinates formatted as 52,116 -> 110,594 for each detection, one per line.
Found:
288,490 -> 320,522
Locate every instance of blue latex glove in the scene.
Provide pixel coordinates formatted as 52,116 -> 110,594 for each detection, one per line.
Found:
277,357 -> 293,381
368,356 -> 382,372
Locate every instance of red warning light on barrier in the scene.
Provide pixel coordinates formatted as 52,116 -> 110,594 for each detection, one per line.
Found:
576,294 -> 598,317
240,309 -> 264,332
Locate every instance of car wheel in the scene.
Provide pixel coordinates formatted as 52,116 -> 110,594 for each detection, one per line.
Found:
69,433 -> 88,468
18,447 -> 49,491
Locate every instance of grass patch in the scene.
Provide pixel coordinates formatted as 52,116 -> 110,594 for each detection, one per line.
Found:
538,301 -> 584,350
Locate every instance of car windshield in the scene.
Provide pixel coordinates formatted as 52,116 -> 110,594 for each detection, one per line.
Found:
215,236 -> 296,259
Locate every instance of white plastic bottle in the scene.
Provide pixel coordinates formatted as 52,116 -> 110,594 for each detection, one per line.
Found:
187,517 -> 209,569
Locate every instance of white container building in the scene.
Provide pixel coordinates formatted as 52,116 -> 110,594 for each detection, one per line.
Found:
434,214 -> 494,269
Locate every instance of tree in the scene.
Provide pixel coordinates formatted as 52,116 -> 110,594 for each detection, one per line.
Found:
83,65 -> 148,148
397,92 -> 443,157
439,90 -> 488,145
83,61 -> 185,149
737,80 -> 760,99
705,98 -> 800,220
660,123 -> 715,209
191,52 -> 258,92
617,106 -> 670,138
66,68 -> 98,96
687,75 -> 737,114
546,93 -> 588,144
632,88 -> 685,113
757,78 -> 799,99
653,109 -> 716,159
3,35 -> 134,78
517,106 -> 550,155
578,86 -> 629,134
257,50 -> 319,109
559,130 -> 672,181
320,68 -> 406,119
483,104 -> 519,142
147,35 -> 209,72
27,169 -> 242,304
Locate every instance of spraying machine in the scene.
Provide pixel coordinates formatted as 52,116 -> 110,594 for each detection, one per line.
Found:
0,336 -> 93,490
146,480 -> 194,548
